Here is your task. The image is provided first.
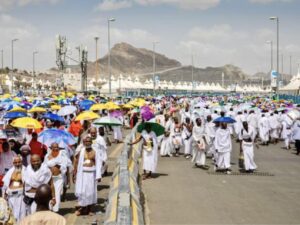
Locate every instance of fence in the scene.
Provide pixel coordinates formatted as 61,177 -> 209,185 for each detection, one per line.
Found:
104,126 -> 144,225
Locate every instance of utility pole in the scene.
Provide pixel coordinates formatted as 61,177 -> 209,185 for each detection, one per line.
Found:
152,41 -> 159,96
191,54 -> 194,95
222,72 -> 224,87
290,55 -> 292,76
32,51 -> 38,92
11,38 -> 18,93
94,37 -> 99,91
108,18 -> 115,96
1,50 -> 3,70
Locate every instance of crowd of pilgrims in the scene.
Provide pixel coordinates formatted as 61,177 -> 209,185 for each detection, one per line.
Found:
0,94 -> 300,224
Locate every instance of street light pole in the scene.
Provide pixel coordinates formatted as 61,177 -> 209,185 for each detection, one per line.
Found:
266,40 -> 273,72
94,37 -> 99,91
269,16 -> 279,94
1,50 -> 3,70
191,54 -> 194,95
32,51 -> 38,91
11,38 -> 18,93
108,18 -> 115,96
152,41 -> 159,96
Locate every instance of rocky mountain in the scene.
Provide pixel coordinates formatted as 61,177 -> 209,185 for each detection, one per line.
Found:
67,42 -> 281,85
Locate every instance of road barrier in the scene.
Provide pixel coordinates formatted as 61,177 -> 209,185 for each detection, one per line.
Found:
104,127 -> 144,225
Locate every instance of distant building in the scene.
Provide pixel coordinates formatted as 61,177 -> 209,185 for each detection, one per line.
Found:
63,73 -> 82,91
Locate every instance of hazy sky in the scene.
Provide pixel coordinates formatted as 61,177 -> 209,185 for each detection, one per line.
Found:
0,0 -> 299,75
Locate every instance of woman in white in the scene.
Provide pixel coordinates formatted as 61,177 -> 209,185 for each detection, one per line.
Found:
239,121 -> 257,172
192,118 -> 207,169
129,123 -> 158,180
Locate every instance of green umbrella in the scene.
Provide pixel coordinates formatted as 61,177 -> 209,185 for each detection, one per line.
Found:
137,121 -> 165,137
93,116 -> 122,126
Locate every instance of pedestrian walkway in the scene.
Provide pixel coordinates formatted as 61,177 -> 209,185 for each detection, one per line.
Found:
59,141 -> 125,225
142,141 -> 300,224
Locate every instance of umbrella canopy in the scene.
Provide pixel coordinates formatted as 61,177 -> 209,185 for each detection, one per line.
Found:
11,117 -> 42,129
79,99 -> 95,110
51,105 -> 61,110
4,112 -> 27,119
57,105 -> 77,116
38,129 -> 76,147
75,111 -> 100,121
137,121 -> 165,136
93,116 -> 122,126
213,117 -> 236,123
122,103 -> 134,109
28,107 -> 46,113
105,102 -> 120,110
8,106 -> 27,113
42,112 -> 64,123
141,110 -> 154,121
90,103 -> 106,111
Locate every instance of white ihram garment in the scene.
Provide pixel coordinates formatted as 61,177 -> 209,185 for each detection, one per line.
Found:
192,125 -> 206,166
2,166 -> 26,222
141,131 -> 158,173
239,126 -> 257,171
23,164 -> 52,215
214,128 -> 232,169
44,152 -> 67,212
258,117 -> 270,143
75,147 -> 102,207
182,126 -> 192,155
205,121 -> 216,156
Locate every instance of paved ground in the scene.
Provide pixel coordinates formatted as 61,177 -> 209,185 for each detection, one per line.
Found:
142,140 -> 300,225
58,131 -> 128,225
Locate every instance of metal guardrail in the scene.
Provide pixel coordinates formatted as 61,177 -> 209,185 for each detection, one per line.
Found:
104,126 -> 144,225
278,94 -> 300,104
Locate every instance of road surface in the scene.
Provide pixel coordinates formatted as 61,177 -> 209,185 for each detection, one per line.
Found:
142,140 -> 300,225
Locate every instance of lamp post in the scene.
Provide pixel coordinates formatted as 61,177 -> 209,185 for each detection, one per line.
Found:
191,54 -> 194,95
152,41 -> 159,96
94,37 -> 99,92
269,16 -> 279,94
1,50 -> 3,70
11,38 -> 18,93
266,40 -> 273,72
32,51 -> 38,91
108,18 -> 115,96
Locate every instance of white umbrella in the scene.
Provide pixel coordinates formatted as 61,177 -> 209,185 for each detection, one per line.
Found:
57,105 -> 77,116
93,116 -> 122,126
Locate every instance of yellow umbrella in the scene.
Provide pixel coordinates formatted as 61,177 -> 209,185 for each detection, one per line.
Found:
1,94 -> 11,99
8,107 -> 27,113
11,117 -> 42,129
122,103 -> 134,109
105,102 -> 120,110
90,104 -> 106,111
75,111 -> 100,121
51,105 -> 61,110
28,107 -> 46,113
66,92 -> 73,97
13,97 -> 21,102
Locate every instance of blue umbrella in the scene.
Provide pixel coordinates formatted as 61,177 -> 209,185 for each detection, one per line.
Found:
38,129 -> 76,147
4,112 -> 27,119
79,99 -> 95,110
1,101 -> 21,111
42,112 -> 64,123
213,117 -> 236,123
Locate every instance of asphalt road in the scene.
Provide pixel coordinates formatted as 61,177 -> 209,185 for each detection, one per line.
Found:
142,140 -> 300,225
